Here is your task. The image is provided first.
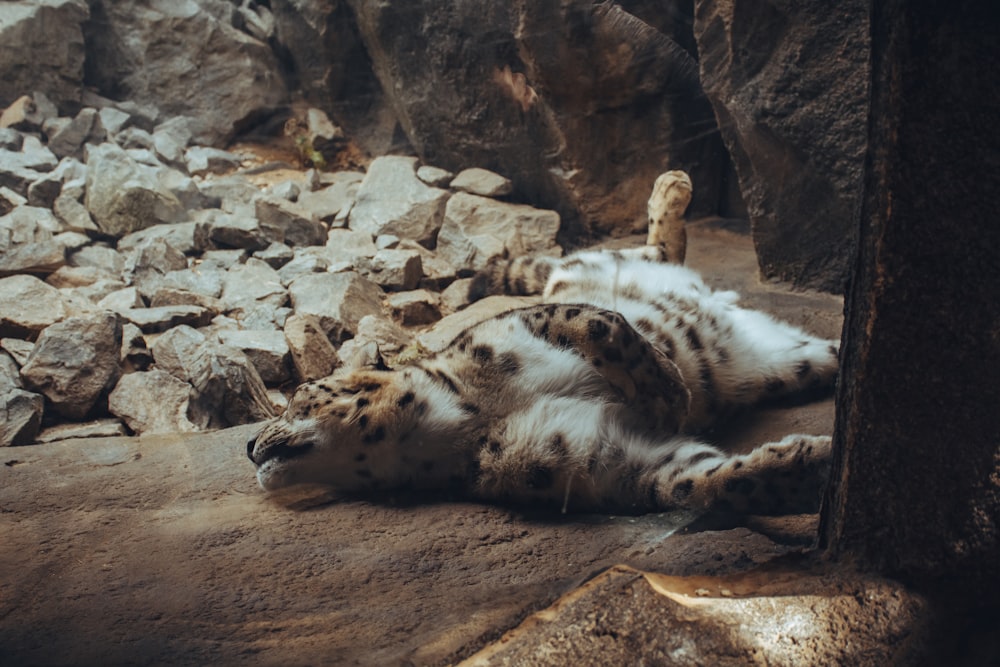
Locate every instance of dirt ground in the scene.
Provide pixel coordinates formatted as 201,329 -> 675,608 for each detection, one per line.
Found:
0,222 -> 863,666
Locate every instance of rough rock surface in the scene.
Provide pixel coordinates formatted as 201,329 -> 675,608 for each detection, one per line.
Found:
693,0 -> 868,291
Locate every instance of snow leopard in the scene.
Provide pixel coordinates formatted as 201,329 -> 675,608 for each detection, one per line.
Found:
248,245 -> 838,515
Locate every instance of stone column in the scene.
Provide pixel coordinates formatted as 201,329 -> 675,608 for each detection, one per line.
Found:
820,0 -> 1000,604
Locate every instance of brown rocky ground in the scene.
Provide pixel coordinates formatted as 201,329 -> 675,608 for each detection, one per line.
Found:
2,223 -> 927,666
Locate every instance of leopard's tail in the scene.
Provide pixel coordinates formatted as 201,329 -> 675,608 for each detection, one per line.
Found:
468,255 -> 560,302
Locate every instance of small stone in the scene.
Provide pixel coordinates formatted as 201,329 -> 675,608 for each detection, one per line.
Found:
449,167 -> 513,197
148,288 -> 224,313
221,258 -> 287,307
0,389 -> 45,446
97,287 -> 145,313
152,117 -> 193,165
287,271 -> 385,343
376,234 -> 400,250
0,351 -> 21,392
194,208 -> 269,252
355,315 -> 413,352
348,156 -> 450,245
108,369 -> 199,435
255,195 -> 327,247
267,180 -> 301,202
1,338 -> 34,366
48,108 -> 103,159
254,241 -> 294,269
386,289 -> 442,326
46,266 -> 113,289
358,249 -> 423,292
0,275 -> 67,337
185,146 -> 244,176
186,341 -> 276,429
283,313 -> 340,382
440,277 -> 474,313
70,244 -> 126,276
121,322 -> 152,371
296,173 -> 362,222
216,329 -> 291,384
117,221 -> 211,256
98,107 -> 132,136
325,228 -> 378,263
416,165 -> 454,187
53,193 -> 99,233
151,325 -> 206,383
121,305 -> 213,333
34,419 -> 129,443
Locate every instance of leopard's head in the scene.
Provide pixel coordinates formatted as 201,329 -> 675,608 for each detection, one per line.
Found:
247,369 -> 404,492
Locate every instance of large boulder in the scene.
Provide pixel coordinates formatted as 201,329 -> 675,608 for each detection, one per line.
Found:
693,0 -> 869,291
84,143 -> 186,238
82,0 -> 287,144
19,311 -> 123,419
347,0 -> 728,236
0,0 -> 89,113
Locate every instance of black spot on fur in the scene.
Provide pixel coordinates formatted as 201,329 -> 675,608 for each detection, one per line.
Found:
685,326 -> 703,350
587,319 -> 611,341
362,426 -> 386,444
795,360 -> 812,379
687,451 -> 717,466
705,464 -> 722,477
397,392 -> 415,407
461,402 -> 480,414
497,352 -> 521,374
433,370 -> 460,393
603,346 -> 623,362
565,307 -> 581,320
556,335 -> 571,348
472,345 -> 494,363
548,434 -> 568,456
358,415 -> 369,429
549,281 -> 569,295
356,397 -> 370,408
354,452 -> 367,462
725,478 -> 756,495
672,479 -> 694,501
526,465 -> 554,490
766,378 -> 786,393
488,440 -> 502,454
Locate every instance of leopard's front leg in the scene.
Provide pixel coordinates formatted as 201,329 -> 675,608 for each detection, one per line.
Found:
511,304 -> 691,435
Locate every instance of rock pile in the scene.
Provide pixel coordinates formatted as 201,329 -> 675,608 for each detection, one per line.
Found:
0,95 -> 562,446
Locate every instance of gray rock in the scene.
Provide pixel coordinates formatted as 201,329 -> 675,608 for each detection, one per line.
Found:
52,193 -> 98,233
48,108 -> 104,159
196,175 -> 260,213
186,341 -> 276,429
287,271 -> 385,343
46,265 -> 112,289
84,143 -> 187,238
121,305 -> 213,333
117,222 -> 211,256
0,186 -> 26,216
358,248 -> 423,292
296,173 -> 362,223
196,249 -> 250,272
276,248 -> 336,286
436,193 -> 561,272
0,128 -> 24,152
348,156 -> 450,245
0,136 -> 59,195
81,1 -> 287,145
185,146 -> 244,176
0,389 -> 45,446
1,338 -> 34,366
0,240 -> 67,276
34,418 -> 128,443
67,278 -> 127,304
440,277 -> 474,314
396,239 -> 458,288
267,180 -> 301,202
325,228 -> 378,264
416,165 -> 454,188
0,351 -> 21,393
152,117 -> 193,165
151,325 -> 206,383
255,195 -> 327,247
226,301 -> 290,332
124,239 -> 189,299
157,169 -> 217,210
449,168 -> 513,197
283,313 -> 339,382
253,242 -> 294,269
115,127 -> 156,151
158,267 -> 226,299
0,275 -> 67,336
194,209 -> 270,252
108,369 -> 199,435
355,314 -> 413,353
375,234 -> 400,250
0,2 -> 88,113
148,287 -> 224,314
97,107 -> 132,136
216,329 -> 291,384
221,259 -> 287,307
386,289 -> 442,326
70,244 -> 126,276
20,311 -> 123,419
97,287 -> 145,313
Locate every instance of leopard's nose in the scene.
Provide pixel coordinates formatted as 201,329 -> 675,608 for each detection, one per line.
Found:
246,434 -> 258,463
